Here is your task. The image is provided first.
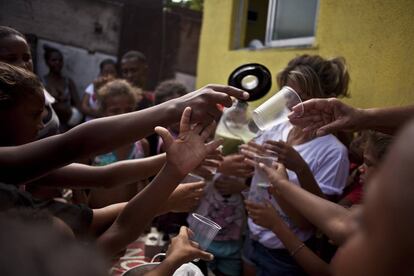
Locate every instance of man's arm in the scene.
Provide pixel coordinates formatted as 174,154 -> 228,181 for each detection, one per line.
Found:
288,98 -> 414,136
27,154 -> 166,189
0,85 -> 248,184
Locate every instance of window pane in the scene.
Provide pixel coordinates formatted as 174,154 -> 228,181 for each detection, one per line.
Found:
272,0 -> 318,40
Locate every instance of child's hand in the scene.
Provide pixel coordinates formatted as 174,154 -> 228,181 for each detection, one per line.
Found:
239,141 -> 268,167
166,226 -> 214,265
264,141 -> 307,173
214,175 -> 247,195
259,162 -> 289,196
155,107 -> 222,178
245,200 -> 281,231
168,182 -> 205,212
218,154 -> 254,178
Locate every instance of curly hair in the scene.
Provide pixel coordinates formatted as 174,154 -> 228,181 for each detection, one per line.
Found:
0,62 -> 43,109
97,79 -> 138,111
277,54 -> 350,99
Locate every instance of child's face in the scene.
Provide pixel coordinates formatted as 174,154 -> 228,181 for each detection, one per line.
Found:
103,95 -> 135,116
101,63 -> 117,77
121,58 -> 147,87
1,93 -> 44,145
332,136 -> 413,276
0,35 -> 33,72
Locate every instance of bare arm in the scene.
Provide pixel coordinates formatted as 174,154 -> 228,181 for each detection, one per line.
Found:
0,85 -> 248,184
264,164 -> 351,245
95,108 -> 222,256
289,98 -> 414,136
27,154 -> 166,189
246,201 -> 331,276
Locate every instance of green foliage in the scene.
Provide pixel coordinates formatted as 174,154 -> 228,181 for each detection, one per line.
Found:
165,0 -> 203,12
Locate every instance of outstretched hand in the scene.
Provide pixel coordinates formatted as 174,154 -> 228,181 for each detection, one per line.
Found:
166,226 -> 214,265
245,200 -> 282,231
174,84 -> 249,126
168,182 -> 205,213
264,140 -> 306,173
288,98 -> 362,136
155,107 -> 223,178
259,162 -> 289,196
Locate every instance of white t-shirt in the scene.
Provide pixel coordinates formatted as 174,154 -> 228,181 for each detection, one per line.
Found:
84,83 -> 99,121
248,121 -> 349,249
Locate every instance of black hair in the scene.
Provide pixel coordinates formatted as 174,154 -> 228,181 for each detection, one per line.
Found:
366,131 -> 393,161
154,79 -> 188,105
121,50 -> 147,63
43,44 -> 63,62
0,26 -> 24,41
99,58 -> 116,71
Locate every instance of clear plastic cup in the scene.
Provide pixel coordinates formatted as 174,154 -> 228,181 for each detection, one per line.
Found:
189,213 -> 222,251
252,86 -> 304,131
254,154 -> 277,189
181,173 -> 205,184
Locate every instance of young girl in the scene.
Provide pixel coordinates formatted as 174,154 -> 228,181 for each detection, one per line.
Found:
242,54 -> 350,276
88,79 -> 150,208
82,59 -> 117,121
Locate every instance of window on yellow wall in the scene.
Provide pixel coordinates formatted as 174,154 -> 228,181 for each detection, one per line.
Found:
234,0 -> 319,49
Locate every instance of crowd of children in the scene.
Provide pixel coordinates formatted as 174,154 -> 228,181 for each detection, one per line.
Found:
0,24 -> 414,276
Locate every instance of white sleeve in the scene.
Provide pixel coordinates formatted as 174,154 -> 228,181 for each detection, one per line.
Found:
85,83 -> 94,95
314,146 -> 349,195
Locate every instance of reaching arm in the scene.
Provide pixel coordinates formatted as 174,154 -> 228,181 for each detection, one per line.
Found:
288,98 -> 414,136
245,201 -> 331,276
263,163 -> 351,245
27,154 -> 166,189
145,227 -> 213,276
95,107 -> 222,256
0,85 -> 248,184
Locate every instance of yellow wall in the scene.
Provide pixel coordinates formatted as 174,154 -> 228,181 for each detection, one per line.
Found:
197,0 -> 414,108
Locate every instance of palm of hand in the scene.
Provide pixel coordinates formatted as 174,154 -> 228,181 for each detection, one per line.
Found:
166,131 -> 209,176
156,107 -> 221,178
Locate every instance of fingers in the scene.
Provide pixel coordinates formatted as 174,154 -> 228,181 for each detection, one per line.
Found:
205,84 -> 249,101
194,249 -> 214,261
179,225 -> 189,238
205,139 -> 224,153
202,159 -> 221,168
155,126 -> 174,149
201,120 -> 217,140
187,181 -> 206,191
180,107 -> 192,134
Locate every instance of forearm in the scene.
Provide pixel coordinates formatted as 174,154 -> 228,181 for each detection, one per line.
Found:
271,222 -> 330,276
28,154 -> 166,189
0,102 -> 177,184
358,105 -> 414,134
295,165 -> 325,199
96,163 -> 183,256
277,180 -> 350,245
144,258 -> 181,276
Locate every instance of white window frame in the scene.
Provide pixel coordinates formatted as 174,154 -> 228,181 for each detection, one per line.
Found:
264,0 -> 319,48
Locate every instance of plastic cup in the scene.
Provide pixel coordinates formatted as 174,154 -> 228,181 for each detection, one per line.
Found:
252,86 -> 303,131
189,213 -> 222,251
254,154 -> 277,189
181,173 -> 205,184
